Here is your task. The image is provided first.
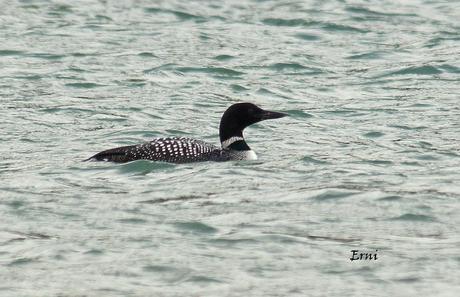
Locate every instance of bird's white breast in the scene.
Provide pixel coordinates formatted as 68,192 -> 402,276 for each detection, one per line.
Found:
243,150 -> 258,160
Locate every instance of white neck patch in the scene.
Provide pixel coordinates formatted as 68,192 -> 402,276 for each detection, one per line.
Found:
221,136 -> 245,149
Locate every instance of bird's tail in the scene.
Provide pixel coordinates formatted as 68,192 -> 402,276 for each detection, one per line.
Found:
84,145 -> 136,163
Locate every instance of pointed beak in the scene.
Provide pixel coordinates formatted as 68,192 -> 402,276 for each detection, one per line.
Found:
260,110 -> 288,120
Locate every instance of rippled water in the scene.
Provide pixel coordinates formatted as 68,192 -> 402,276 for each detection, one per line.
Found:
1,0 -> 460,296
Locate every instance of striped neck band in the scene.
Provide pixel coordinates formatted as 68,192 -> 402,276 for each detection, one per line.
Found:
221,136 -> 244,149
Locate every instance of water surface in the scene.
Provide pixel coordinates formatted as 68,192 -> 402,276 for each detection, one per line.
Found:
1,0 -> 459,296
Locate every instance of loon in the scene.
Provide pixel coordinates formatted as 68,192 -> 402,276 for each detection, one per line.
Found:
86,103 -> 287,163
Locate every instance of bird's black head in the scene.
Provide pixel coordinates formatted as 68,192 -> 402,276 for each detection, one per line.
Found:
219,102 -> 287,143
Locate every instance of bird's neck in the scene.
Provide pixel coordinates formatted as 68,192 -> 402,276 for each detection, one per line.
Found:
221,135 -> 251,151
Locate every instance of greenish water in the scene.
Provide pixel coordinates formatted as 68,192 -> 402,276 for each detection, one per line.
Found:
1,0 -> 460,296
